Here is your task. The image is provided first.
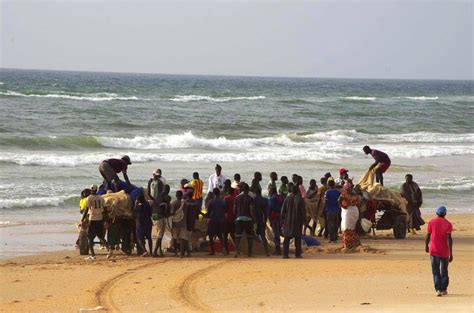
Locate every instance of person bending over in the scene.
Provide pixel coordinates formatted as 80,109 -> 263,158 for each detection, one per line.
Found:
363,146 -> 391,186
98,155 -> 132,191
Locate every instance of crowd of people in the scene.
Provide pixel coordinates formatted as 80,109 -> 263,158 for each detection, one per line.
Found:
79,146 -> 425,260
79,146 -> 456,297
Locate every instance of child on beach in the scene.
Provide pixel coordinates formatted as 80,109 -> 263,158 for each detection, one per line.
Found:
425,205 -> 453,297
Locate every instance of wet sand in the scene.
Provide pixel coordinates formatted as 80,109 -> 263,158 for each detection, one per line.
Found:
0,214 -> 472,312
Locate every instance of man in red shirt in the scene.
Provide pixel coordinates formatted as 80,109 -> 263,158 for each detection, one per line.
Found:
363,146 -> 391,186
425,205 -> 453,297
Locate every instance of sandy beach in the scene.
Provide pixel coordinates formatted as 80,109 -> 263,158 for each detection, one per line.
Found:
0,213 -> 472,313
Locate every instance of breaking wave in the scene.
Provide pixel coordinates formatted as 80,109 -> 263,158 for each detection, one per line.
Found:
0,195 -> 76,209
0,90 -> 149,102
341,96 -> 377,101
169,95 -> 265,102
3,131 -> 472,150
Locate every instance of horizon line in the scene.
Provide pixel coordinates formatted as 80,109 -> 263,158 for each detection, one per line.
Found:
1,66 -> 473,82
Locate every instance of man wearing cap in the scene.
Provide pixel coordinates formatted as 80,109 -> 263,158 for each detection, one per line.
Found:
99,155 -> 132,191
425,206 -> 453,297
208,164 -> 226,193
335,168 -> 349,188
82,184 -> 109,260
363,146 -> 391,186
148,169 -> 165,204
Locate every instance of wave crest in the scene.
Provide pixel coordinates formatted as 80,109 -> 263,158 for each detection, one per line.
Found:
169,95 -> 265,102
0,90 -> 149,102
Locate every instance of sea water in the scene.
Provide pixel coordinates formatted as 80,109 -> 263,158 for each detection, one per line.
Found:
0,69 -> 472,257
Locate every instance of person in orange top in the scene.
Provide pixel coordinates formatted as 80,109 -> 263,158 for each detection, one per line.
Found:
187,172 -> 204,211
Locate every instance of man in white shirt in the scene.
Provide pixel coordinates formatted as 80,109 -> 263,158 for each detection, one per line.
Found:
208,164 -> 226,193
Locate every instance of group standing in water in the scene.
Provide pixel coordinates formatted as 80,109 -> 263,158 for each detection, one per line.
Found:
79,146 -> 425,260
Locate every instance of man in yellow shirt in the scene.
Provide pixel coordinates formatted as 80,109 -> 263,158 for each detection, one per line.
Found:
82,184 -> 109,260
188,172 -> 204,211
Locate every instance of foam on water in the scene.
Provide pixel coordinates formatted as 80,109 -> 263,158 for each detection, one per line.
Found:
169,95 -> 266,102
342,96 -> 377,101
0,195 -> 75,209
0,90 -> 148,102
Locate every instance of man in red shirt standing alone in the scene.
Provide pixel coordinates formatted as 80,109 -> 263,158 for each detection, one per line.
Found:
425,205 -> 453,297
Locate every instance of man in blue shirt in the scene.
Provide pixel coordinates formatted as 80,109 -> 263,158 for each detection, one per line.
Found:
325,179 -> 341,243
207,188 -> 227,255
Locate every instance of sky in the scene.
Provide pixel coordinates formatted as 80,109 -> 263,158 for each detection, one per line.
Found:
1,0 -> 472,80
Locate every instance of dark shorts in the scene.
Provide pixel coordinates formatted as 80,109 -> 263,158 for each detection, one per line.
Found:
256,223 -> 266,237
235,220 -> 253,238
88,220 -> 105,239
107,223 -> 120,245
378,162 -> 390,173
99,161 -> 118,181
208,220 -> 224,237
136,224 -> 152,241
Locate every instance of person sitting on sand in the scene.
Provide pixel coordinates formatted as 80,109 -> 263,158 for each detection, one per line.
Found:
268,187 -> 283,255
134,195 -> 153,257
338,180 -> 361,249
208,164 -> 226,193
281,185 -> 306,259
82,184 -> 109,260
425,205 -> 453,297
400,174 -> 425,234
234,183 -> 255,257
325,179 -> 341,243
254,189 -> 270,256
363,146 -> 391,186
279,176 -> 289,198
206,188 -> 227,255
98,155 -> 132,191
267,172 -> 278,195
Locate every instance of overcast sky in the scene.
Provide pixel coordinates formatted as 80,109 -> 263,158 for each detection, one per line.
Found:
1,0 -> 472,79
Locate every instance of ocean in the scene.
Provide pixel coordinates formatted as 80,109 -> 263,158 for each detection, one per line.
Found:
0,68 -> 472,258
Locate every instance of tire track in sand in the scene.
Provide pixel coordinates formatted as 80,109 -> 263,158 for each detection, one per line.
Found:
175,260 -> 228,312
95,260 -> 171,312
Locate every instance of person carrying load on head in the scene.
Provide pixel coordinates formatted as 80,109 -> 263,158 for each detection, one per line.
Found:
98,155 -> 132,192
363,146 -> 391,186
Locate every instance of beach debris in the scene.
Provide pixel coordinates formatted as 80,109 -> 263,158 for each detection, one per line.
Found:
360,302 -> 371,305
78,306 -> 104,312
